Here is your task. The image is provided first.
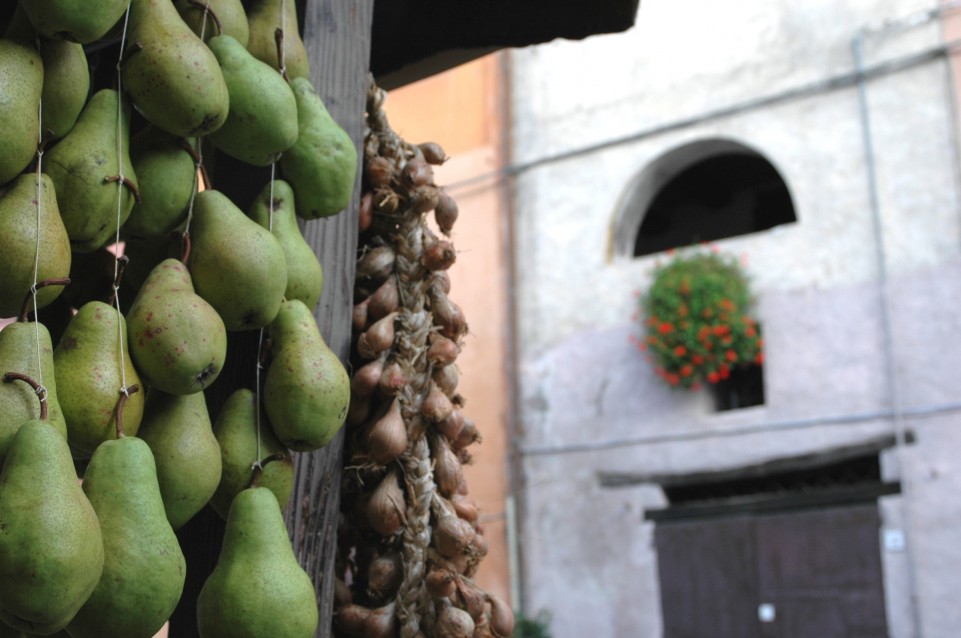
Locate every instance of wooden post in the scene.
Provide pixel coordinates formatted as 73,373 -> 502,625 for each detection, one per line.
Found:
169,2 -> 373,636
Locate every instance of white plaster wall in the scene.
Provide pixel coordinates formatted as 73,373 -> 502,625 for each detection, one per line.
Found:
508,0 -> 961,636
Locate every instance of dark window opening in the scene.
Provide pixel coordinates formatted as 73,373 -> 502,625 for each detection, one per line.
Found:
662,453 -> 882,507
633,153 -> 796,257
711,363 -> 765,411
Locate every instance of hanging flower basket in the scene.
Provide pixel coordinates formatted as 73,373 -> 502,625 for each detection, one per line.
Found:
635,248 -> 763,389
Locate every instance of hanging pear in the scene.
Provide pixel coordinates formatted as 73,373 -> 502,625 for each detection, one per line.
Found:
197,485 -> 319,638
19,0 -> 127,43
127,258 -> 227,395
4,6 -> 90,141
0,320 -> 67,462
175,0 -> 249,47
249,179 -> 323,310
246,0 -> 308,79
280,78 -> 358,219
208,34 -> 299,166
137,388 -> 222,529
35,36 -> 89,140
0,38 -> 42,186
188,189 -> 287,330
54,301 -> 144,457
0,173 -> 71,317
0,380 -> 103,635
66,436 -> 186,638
44,89 -> 138,253
264,299 -> 349,451
126,125 -> 197,239
210,388 -> 293,519
123,0 -> 229,137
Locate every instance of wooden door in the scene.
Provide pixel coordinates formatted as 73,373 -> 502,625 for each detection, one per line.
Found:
656,504 -> 889,638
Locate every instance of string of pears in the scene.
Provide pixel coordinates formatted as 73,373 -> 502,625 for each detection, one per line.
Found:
0,0 -> 358,636
333,81 -> 514,638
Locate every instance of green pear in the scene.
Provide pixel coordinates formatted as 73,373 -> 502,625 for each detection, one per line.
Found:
4,6 -> 89,140
0,38 -> 42,185
210,388 -> 293,519
249,180 -> 323,310
0,173 -> 71,317
54,301 -> 144,457
246,0 -> 308,79
123,0 -> 229,137
137,388 -> 222,529
126,125 -> 197,238
127,258 -> 227,395
0,418 -> 103,635
175,0 -> 249,46
280,78 -> 358,219
67,436 -> 186,638
0,321 -> 67,461
37,37 -> 89,140
188,190 -> 287,330
197,486 -> 318,638
264,299 -> 349,451
19,0 -> 127,43
44,89 -> 138,253
208,34 -> 299,166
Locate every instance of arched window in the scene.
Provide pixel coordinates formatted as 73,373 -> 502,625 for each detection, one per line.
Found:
611,139 -> 796,259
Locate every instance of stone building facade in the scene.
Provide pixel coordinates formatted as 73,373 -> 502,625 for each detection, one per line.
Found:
507,0 -> 961,635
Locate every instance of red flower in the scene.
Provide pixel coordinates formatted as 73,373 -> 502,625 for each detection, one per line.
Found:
680,365 -> 693,377
719,365 -> 730,379
658,322 -> 674,335
713,325 -> 729,336
674,345 -> 687,357
746,326 -> 757,337
698,326 -> 710,341
707,371 -> 720,383
719,298 -> 734,311
691,354 -> 704,365
678,304 -> 689,317
725,350 -> 737,362
755,352 -> 765,364
666,373 -> 680,385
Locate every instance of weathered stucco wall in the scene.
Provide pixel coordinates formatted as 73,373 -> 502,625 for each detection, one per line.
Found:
509,0 -> 961,635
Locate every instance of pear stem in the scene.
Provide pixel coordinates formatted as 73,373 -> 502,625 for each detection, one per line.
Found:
176,138 -> 212,191
249,452 -> 288,488
114,384 -> 141,439
274,28 -> 290,82
18,277 -> 72,323
108,255 -> 130,309
3,372 -> 48,421
179,231 -> 192,265
186,0 -> 223,35
118,40 -> 143,67
104,174 -> 143,204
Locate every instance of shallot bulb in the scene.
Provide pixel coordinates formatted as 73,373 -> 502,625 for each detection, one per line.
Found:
433,436 -> 465,497
366,470 -> 405,536
487,593 -> 515,638
368,276 -> 399,321
435,514 -> 476,558
434,190 -> 459,235
351,357 -> 386,397
379,359 -> 408,396
428,335 -> 460,366
436,600 -> 475,638
358,312 -> 398,359
366,551 -> 403,601
418,142 -> 449,165
426,568 -> 458,599
366,398 -> 408,465
422,381 -> 455,423
336,602 -> 396,638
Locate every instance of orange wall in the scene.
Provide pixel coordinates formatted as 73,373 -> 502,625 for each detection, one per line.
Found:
386,54 -> 513,606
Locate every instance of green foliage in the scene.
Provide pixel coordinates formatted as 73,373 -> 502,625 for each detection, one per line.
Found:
637,248 -> 763,389
514,609 -> 553,638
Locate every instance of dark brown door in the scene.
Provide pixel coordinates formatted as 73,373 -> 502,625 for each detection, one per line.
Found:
656,504 -> 889,638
